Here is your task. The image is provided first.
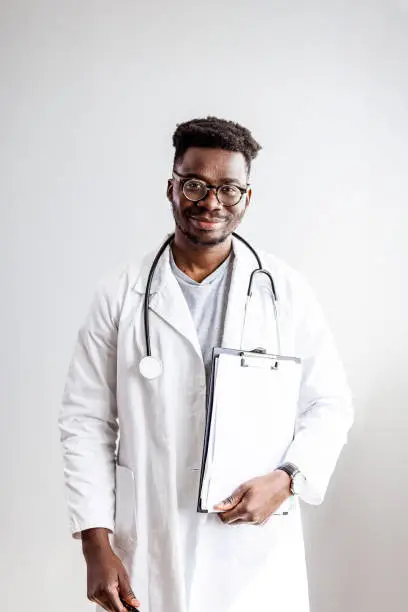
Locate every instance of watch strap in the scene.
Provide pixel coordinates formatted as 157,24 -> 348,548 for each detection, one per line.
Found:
276,462 -> 300,494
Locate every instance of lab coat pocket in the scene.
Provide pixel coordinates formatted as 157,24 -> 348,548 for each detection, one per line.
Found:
114,464 -> 137,552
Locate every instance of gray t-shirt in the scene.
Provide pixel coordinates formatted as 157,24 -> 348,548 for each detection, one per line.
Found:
169,249 -> 234,385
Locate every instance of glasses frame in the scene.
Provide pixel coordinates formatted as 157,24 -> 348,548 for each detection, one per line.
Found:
172,170 -> 250,207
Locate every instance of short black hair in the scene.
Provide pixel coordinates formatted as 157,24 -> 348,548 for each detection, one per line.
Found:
172,116 -> 262,174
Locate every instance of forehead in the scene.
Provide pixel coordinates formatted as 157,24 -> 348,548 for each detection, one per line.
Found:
176,147 -> 248,181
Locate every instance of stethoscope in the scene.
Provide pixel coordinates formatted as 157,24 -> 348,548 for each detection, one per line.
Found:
139,232 -> 280,379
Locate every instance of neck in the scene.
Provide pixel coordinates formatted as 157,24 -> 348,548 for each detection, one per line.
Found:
171,230 -> 233,283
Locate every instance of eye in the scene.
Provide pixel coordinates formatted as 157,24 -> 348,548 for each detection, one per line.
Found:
185,179 -> 204,191
219,185 -> 240,195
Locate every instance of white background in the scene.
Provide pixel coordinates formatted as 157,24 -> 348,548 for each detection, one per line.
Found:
1,1 -> 407,611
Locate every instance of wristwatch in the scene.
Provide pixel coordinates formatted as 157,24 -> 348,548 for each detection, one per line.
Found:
276,462 -> 306,496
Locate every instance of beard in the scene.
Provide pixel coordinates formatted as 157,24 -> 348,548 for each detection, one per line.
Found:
171,201 -> 245,247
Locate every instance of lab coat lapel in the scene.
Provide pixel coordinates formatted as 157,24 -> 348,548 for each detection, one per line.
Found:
132,239 -> 202,360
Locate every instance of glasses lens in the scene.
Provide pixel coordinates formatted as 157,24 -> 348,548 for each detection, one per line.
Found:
183,179 -> 207,201
218,185 -> 242,206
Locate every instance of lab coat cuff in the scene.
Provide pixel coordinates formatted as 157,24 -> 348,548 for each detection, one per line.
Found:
281,449 -> 327,505
71,518 -> 114,540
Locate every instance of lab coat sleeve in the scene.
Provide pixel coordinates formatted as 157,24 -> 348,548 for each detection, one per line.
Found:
282,274 -> 354,505
59,274 -> 122,539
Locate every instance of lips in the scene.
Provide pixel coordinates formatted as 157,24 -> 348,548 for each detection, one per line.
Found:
188,216 -> 226,230
189,215 -> 226,222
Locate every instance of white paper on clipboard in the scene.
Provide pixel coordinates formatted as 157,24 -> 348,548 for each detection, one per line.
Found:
199,349 -> 302,513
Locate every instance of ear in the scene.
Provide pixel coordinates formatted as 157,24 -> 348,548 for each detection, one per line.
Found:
167,179 -> 173,202
245,187 -> 252,209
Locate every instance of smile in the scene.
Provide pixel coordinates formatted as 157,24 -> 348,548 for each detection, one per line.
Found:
189,217 -> 226,230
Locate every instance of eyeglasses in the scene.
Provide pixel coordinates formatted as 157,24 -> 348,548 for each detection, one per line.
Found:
172,170 -> 250,207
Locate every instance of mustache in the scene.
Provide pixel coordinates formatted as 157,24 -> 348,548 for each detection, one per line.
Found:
185,209 -> 227,221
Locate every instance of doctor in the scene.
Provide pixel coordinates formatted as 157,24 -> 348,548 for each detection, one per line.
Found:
59,116 -> 354,612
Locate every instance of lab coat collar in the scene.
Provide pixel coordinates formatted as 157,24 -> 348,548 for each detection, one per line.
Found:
131,233 -> 200,359
131,233 -> 174,296
131,233 -> 255,294
131,232 -> 257,354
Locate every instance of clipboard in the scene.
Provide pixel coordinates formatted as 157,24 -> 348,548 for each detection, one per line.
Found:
197,347 -> 302,514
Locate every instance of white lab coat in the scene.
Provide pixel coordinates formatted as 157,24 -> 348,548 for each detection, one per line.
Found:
59,235 -> 353,612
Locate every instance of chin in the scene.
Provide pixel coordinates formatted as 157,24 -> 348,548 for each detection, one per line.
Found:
186,229 -> 231,247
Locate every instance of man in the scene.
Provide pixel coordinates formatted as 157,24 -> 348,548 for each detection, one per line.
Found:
59,116 -> 353,612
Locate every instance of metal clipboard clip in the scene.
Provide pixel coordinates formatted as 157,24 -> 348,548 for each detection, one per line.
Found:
240,347 -> 279,370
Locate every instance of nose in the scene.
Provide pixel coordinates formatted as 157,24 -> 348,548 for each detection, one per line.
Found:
198,188 -> 222,211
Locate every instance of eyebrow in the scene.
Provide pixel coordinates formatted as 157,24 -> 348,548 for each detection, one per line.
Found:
177,171 -> 247,187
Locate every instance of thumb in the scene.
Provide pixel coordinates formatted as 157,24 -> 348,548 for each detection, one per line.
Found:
118,571 -> 140,609
214,486 -> 246,511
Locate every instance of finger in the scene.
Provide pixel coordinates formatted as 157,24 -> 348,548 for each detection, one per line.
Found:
93,595 -> 115,612
120,598 -> 142,612
120,589 -> 141,609
103,586 -> 127,612
224,513 -> 252,525
118,570 -> 141,609
213,484 -> 247,511
230,514 -> 267,525
218,503 -> 250,524
89,592 -> 109,611
223,518 -> 252,525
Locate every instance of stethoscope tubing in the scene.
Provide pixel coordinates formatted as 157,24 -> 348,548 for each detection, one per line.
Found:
143,232 -> 279,361
232,233 -> 277,301
143,234 -> 174,357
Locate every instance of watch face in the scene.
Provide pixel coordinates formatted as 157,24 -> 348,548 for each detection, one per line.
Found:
291,472 -> 306,495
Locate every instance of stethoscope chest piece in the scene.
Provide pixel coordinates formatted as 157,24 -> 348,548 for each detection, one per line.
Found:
139,356 -> 163,379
